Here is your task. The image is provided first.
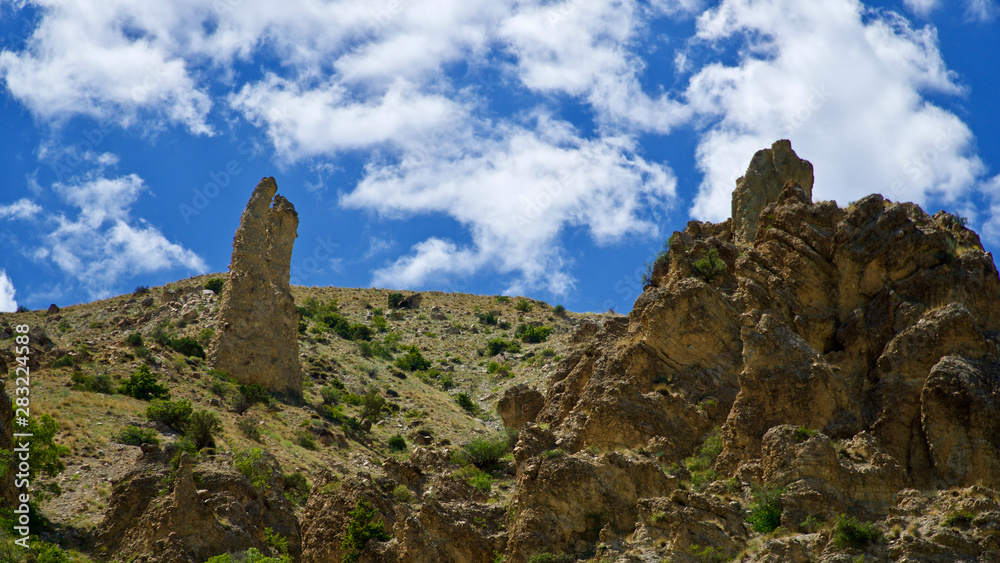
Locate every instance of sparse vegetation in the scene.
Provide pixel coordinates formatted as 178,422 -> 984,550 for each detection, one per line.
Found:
456,392 -> 478,415
395,347 -> 431,371
119,364 -> 170,400
387,292 -> 405,309
124,332 -> 144,347
486,337 -> 520,356
831,514 -> 882,549
641,239 -> 671,285
692,248 -> 727,282
166,336 -> 206,359
387,434 -> 407,453
683,427 -> 722,490
146,399 -> 193,430
794,426 -> 818,443
204,277 -> 225,294
514,298 -> 532,312
515,323 -> 552,343
186,410 -> 223,449
234,447 -> 273,491
115,425 -> 160,446
458,435 -> 510,471
341,499 -> 391,563
746,485 -> 785,534
944,510 -> 975,527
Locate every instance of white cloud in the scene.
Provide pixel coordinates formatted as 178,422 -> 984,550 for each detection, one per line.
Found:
0,270 -> 17,312
685,0 -> 984,222
903,0 -> 939,17
0,198 -> 42,220
499,0 -> 690,133
981,175 -> 1000,245
229,75 -> 467,161
39,174 -> 207,298
342,114 -> 675,294
965,0 -> 999,21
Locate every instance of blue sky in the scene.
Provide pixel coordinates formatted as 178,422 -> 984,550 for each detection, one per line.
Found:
1,0 -> 997,314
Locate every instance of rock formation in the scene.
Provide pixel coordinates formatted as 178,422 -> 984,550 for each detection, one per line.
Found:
499,140 -> 1000,561
209,177 -> 302,396
731,139 -> 814,245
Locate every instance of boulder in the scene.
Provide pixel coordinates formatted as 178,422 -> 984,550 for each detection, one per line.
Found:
497,384 -> 545,429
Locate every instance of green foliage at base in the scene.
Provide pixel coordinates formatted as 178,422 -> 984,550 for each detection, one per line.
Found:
458,435 -> 511,471
832,514 -> 882,549
485,338 -> 520,356
205,548 -> 288,563
746,485 -> 785,533
186,410 -> 223,449
515,324 -> 552,343
166,336 -> 206,359
146,399 -> 193,430
119,364 -> 170,401
387,434 -> 407,453
70,371 -> 113,394
395,347 -> 431,372
794,426 -> 818,442
204,277 -> 225,294
683,427 -> 722,490
283,472 -> 310,506
692,248 -> 727,282
341,499 -> 391,563
114,425 -> 160,447
234,447 -> 273,491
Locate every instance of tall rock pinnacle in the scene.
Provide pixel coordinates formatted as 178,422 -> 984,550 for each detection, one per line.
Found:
731,139 -> 814,245
209,177 -> 301,396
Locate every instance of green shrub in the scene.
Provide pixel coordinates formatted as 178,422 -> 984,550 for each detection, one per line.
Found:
119,364 -> 170,400
371,316 -> 388,332
237,417 -> 262,441
486,337 -> 520,356
746,485 -> 784,533
320,386 -> 342,405
440,373 -> 455,390
553,304 -> 566,314
683,427 -> 722,490
124,332 -> 144,347
831,514 -> 882,549
459,436 -> 510,471
540,448 -> 565,459
343,392 -> 363,406
204,277 -> 225,294
166,337 -> 206,359
115,425 -> 160,446
689,544 -> 736,563
341,499 -> 391,563
197,327 -> 216,345
395,347 -> 431,371
514,298 -> 532,312
205,548 -> 287,563
387,434 -> 407,452
234,447 -> 273,491
794,426 -> 818,443
456,393 -> 478,415
515,324 -> 552,343
50,355 -> 75,368
146,399 -> 193,430
186,410 -> 223,449
477,310 -> 500,326
495,295 -> 510,303
387,292 -> 405,309
692,248 -> 727,282
239,383 -> 271,406
487,361 -> 511,377
360,390 -> 387,422
393,484 -> 412,503
944,510 -> 975,527
295,430 -> 318,450
283,472 -> 311,506
71,371 -> 114,394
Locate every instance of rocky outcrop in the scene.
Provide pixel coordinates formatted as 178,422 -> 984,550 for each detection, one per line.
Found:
209,177 -> 301,396
95,449 -> 300,562
501,140 -> 1000,562
497,384 -> 545,429
731,139 -> 814,245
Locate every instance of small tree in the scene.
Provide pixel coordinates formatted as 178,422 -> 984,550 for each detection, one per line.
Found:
204,277 -> 225,294
387,292 -> 405,309
691,248 -> 727,282
186,410 -> 223,449
341,499 -> 391,563
119,364 -> 170,401
359,390 -> 387,422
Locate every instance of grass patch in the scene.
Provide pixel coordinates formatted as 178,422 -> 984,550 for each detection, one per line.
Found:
831,514 -> 882,549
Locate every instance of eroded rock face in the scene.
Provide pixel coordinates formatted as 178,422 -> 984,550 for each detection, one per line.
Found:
731,139 -> 814,245
497,384 -> 545,429
209,177 -> 301,396
95,450 -> 300,563
504,140 -> 1000,561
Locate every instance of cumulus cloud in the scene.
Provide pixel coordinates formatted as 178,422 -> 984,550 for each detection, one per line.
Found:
903,0 -> 939,17
0,270 -> 17,312
229,75 -> 467,161
685,0 -> 984,222
342,115 -> 675,294
965,0 -> 999,21
38,174 -> 207,298
500,0 -> 690,133
0,198 -> 42,220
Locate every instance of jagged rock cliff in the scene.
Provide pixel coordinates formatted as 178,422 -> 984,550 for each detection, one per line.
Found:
499,140 -> 1000,561
209,177 -> 302,396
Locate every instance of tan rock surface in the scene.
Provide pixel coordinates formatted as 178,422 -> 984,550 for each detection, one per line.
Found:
209,177 -> 301,396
